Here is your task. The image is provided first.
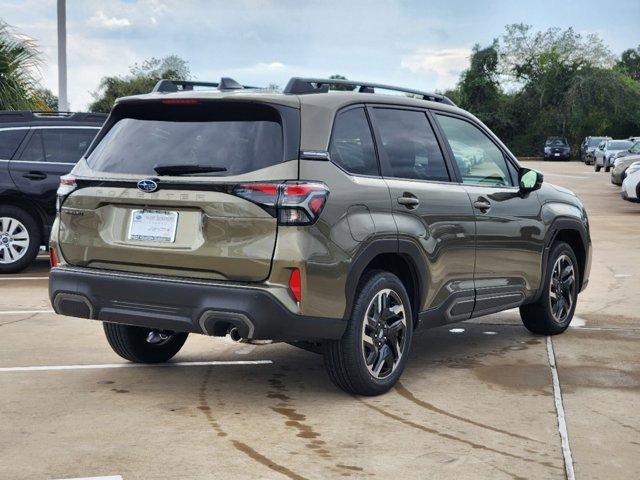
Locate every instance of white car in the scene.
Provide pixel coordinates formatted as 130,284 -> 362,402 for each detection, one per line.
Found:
621,162 -> 640,202
594,139 -> 634,172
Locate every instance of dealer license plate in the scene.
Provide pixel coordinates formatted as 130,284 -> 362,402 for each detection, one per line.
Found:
128,210 -> 178,243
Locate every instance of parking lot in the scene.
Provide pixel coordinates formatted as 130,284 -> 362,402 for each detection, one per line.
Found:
0,160 -> 638,480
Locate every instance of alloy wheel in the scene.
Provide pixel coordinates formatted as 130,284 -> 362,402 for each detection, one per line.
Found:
549,254 -> 576,324
361,288 -> 407,379
0,217 -> 30,265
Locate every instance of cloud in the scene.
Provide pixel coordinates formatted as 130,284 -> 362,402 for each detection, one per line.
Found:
400,47 -> 471,88
88,10 -> 131,29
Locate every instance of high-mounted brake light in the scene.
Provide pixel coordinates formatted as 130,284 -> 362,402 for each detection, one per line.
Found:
161,98 -> 199,105
233,181 -> 329,226
56,175 -> 77,212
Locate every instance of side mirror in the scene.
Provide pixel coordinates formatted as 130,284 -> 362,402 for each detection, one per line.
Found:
519,168 -> 543,193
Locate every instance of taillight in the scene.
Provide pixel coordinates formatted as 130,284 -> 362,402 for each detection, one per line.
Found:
233,181 -> 329,226
288,268 -> 302,302
56,175 -> 77,212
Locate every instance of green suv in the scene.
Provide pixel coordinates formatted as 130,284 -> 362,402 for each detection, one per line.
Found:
49,77 -> 591,395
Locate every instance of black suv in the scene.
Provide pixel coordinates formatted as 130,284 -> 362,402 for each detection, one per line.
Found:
544,136 -> 571,160
0,111 -> 106,272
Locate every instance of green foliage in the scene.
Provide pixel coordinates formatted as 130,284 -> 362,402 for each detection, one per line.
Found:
617,45 -> 640,80
449,24 -> 640,156
0,20 -> 45,110
89,55 -> 191,113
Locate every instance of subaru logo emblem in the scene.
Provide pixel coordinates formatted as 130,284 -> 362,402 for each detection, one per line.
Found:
137,179 -> 158,193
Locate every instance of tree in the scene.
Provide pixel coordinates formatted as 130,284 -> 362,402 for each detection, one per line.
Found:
89,55 -> 191,113
328,74 -> 354,91
617,45 -> 640,81
34,88 -> 58,111
0,20 -> 44,110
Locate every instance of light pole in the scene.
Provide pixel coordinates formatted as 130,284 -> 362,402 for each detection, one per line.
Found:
57,0 -> 68,111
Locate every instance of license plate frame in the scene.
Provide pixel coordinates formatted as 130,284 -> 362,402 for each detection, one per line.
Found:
128,209 -> 179,243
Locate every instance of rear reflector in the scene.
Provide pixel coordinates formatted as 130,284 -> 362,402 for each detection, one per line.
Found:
289,268 -> 302,303
50,247 -> 59,268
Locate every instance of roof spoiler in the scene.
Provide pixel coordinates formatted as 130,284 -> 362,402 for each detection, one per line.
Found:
282,77 -> 456,106
152,78 -> 260,93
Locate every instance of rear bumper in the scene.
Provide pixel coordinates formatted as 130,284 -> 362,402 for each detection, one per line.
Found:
49,266 -> 346,341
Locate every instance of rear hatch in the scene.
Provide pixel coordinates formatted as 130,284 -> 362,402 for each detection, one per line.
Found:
57,98 -> 300,281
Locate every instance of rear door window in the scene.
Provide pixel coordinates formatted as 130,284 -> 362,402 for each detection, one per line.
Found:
373,108 -> 450,182
18,128 -> 97,163
329,107 -> 378,176
87,102 -> 289,176
0,129 -> 28,159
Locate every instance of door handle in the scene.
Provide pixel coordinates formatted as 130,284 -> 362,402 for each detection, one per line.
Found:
22,171 -> 47,181
397,194 -> 420,209
473,198 -> 491,212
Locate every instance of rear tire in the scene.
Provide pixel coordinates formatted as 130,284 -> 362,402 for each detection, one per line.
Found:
520,242 -> 579,335
0,205 -> 41,274
103,323 -> 188,363
595,164 -> 601,172
323,270 -> 413,396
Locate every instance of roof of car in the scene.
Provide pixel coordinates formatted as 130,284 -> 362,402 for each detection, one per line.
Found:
0,111 -> 107,128
117,88 -> 464,114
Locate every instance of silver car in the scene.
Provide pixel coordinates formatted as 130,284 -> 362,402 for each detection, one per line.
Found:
594,139 -> 634,172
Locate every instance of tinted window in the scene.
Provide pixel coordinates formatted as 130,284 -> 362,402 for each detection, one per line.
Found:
18,128 -> 97,163
588,137 -> 604,147
19,130 -> 44,162
436,114 -> 513,187
329,108 -> 378,176
373,109 -> 449,181
0,129 -> 27,159
87,104 -> 284,176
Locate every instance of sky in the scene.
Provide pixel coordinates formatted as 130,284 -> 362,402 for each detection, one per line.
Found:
1,0 -> 639,110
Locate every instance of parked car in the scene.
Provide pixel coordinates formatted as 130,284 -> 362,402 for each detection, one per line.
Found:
611,141 -> 640,185
581,136 -> 610,165
621,162 -> 640,202
48,77 -> 591,395
594,139 -> 634,172
544,136 -> 571,160
0,111 -> 106,273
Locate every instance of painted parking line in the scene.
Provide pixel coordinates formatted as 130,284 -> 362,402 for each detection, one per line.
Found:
0,276 -> 49,280
0,360 -> 273,373
0,309 -> 55,315
546,336 -> 575,480
55,476 -> 122,480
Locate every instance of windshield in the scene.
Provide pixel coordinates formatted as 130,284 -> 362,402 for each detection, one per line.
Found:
87,102 -> 286,176
608,140 -> 633,150
629,141 -> 640,154
588,137 -> 605,147
545,138 -> 568,146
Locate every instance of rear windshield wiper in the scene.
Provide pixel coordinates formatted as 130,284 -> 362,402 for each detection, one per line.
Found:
153,164 -> 228,176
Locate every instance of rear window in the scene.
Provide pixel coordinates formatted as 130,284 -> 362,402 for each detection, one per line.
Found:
87,102 -> 291,176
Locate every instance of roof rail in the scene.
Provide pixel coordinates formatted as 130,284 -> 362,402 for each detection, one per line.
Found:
0,110 -> 107,123
283,77 -> 456,106
152,77 -> 260,93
